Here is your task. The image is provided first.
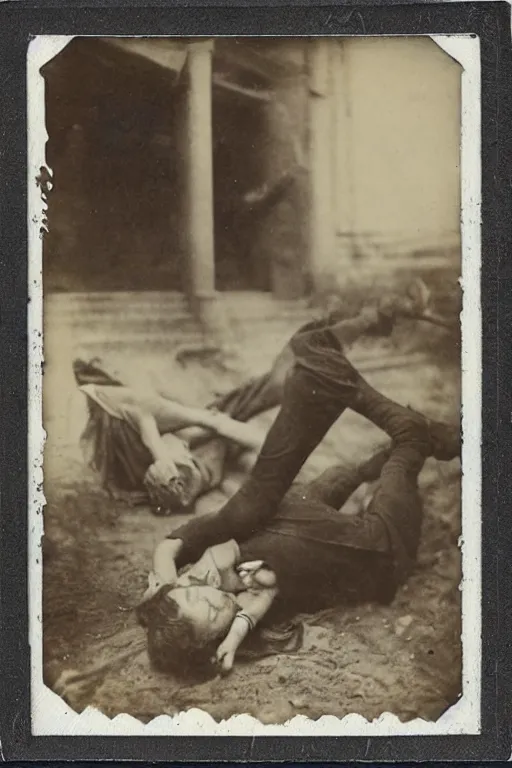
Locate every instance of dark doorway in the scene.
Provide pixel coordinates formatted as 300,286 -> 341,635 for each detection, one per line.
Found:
212,84 -> 272,292
43,38 -> 188,293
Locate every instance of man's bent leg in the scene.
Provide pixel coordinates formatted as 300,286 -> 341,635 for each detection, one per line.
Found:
351,377 -> 460,459
306,445 -> 392,509
170,323 -> 454,567
209,301 -> 398,424
367,442 -> 427,585
290,324 -> 459,457
171,362 -> 356,567
210,345 -> 294,422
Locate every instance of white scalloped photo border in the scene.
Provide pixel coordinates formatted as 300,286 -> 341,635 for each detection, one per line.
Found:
28,33 -> 481,737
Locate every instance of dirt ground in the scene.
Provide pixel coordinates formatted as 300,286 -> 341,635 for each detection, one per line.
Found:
42,289 -> 462,724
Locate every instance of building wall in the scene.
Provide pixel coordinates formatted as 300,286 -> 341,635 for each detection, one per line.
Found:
335,36 -> 462,276
43,37 -> 460,299
310,36 -> 462,290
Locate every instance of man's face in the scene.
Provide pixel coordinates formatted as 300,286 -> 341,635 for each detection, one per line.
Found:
167,585 -> 238,640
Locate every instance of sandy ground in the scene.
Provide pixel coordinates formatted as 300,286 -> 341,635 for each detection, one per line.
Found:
42,290 -> 462,724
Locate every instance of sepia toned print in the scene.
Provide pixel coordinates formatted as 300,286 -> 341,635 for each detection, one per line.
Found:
38,36 -> 465,726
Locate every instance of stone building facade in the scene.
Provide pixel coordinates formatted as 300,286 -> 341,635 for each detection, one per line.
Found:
41,36 -> 461,322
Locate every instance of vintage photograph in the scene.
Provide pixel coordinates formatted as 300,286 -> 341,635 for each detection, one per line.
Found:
36,35 -> 466,727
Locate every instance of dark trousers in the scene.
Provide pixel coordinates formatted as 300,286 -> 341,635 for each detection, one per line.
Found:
172,324 -> 429,568
306,441 -> 425,584
238,442 -> 425,616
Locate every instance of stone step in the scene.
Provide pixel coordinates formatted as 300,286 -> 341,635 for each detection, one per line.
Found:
46,290 -> 188,304
45,291 -> 315,321
44,305 -> 315,325
44,315 -> 202,334
43,313 -> 316,338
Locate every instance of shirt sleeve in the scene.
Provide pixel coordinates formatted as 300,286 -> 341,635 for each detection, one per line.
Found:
169,467 -> 289,569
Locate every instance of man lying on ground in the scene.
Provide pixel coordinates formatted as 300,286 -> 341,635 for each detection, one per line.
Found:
138,294 -> 459,679
73,282 -> 432,515
139,427 -> 458,680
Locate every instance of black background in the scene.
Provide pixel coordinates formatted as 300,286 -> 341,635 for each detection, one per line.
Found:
0,0 -> 511,762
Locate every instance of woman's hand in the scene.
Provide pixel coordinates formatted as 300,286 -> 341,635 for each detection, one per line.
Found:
215,637 -> 237,674
140,570 -> 164,604
213,611 -> 256,674
150,538 -> 183,590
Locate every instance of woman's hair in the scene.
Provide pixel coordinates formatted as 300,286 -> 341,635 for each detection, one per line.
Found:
135,585 -> 225,682
143,462 -> 197,514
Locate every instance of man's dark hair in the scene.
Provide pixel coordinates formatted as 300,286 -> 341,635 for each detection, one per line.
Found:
136,585 -> 225,682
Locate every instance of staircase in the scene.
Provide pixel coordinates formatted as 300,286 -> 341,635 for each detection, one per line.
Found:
44,291 -> 200,350
44,290 -> 317,350
43,289 -> 429,379
43,290 -> 319,389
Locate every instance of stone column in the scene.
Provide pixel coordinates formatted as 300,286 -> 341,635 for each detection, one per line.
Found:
185,39 -> 218,327
261,41 -> 309,300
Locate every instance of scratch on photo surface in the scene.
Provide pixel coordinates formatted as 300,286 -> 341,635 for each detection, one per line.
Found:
248,732 -> 256,759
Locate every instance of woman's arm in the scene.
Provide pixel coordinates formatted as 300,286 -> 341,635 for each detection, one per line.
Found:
169,405 -> 266,451
215,587 -> 277,673
139,538 -> 184,604
128,400 -> 266,454
123,407 -> 172,463
152,538 -> 183,584
207,413 -> 266,451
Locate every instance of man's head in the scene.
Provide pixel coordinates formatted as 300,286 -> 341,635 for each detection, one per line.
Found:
143,436 -> 205,514
136,584 -> 238,680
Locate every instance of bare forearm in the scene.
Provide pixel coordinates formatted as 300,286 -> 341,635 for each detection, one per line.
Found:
152,538 -> 183,584
210,415 -> 266,451
164,405 -> 265,451
216,588 -> 276,673
138,415 -> 168,462
223,616 -> 250,650
215,616 -> 250,673
175,420 -> 264,452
